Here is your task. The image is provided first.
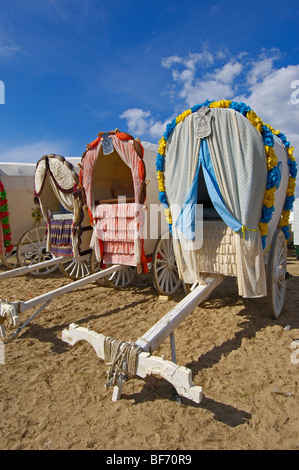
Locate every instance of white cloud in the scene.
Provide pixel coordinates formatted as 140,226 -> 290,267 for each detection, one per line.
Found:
120,50 -> 299,197
119,108 -> 152,137
237,64 -> 299,137
119,108 -> 173,141
213,61 -> 243,84
181,79 -> 234,107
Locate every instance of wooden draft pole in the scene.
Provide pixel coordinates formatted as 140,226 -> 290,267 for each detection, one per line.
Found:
62,274 -> 225,404
0,264 -> 124,339
0,256 -> 67,281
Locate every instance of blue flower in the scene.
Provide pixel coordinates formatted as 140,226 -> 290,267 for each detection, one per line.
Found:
266,166 -> 281,189
156,153 -> 164,172
262,125 -> 274,147
261,235 -> 267,250
158,191 -> 169,208
260,205 -> 275,223
284,195 -> 295,212
288,159 -> 297,179
229,101 -> 251,115
281,225 -> 290,240
191,104 -> 202,113
277,132 -> 290,148
163,119 -> 177,140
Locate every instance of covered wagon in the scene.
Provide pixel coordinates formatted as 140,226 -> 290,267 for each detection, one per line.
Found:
34,154 -> 93,279
80,130 -> 179,294
156,99 -> 297,318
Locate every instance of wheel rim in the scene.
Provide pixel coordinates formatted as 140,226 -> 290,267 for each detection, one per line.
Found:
153,235 -> 181,295
267,230 -> 287,319
59,258 -> 91,280
89,250 -> 107,285
105,265 -> 136,289
1,248 -> 19,269
17,226 -> 58,276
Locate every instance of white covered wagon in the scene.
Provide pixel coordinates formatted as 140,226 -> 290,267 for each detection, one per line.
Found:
62,100 -> 297,404
156,99 -> 297,318
80,130 -> 179,294
34,154 -> 93,279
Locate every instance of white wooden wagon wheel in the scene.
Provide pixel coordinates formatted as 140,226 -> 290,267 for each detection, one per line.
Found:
1,246 -> 19,269
152,233 -> 182,296
59,256 -> 91,280
89,250 -> 135,289
89,249 -> 107,286
266,229 -> 287,319
17,224 -> 58,276
105,265 -> 136,289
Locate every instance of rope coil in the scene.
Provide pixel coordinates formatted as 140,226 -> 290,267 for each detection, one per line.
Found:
104,337 -> 142,388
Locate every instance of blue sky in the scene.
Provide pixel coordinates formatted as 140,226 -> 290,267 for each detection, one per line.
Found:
0,0 -> 299,187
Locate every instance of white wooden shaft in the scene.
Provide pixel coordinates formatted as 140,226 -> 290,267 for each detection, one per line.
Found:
18,265 -> 124,312
135,274 -> 224,353
0,256 -> 66,280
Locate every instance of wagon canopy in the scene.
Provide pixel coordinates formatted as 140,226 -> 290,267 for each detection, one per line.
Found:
34,154 -> 81,216
157,100 -> 296,298
80,131 -> 158,270
34,154 -> 90,258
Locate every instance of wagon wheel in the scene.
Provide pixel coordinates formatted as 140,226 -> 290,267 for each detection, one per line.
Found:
89,248 -> 136,289
89,249 -> 108,286
59,256 -> 91,280
152,234 -> 182,296
17,225 -> 58,276
267,229 -> 287,319
1,247 -> 19,269
105,264 -> 136,289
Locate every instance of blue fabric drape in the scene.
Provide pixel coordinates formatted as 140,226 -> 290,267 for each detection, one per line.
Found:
175,138 -> 242,240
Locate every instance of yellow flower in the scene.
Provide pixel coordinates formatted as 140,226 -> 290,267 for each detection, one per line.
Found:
158,137 -> 166,156
246,110 -> 264,133
165,208 -> 172,225
265,146 -> 278,170
263,187 -> 276,208
157,171 -> 165,192
288,146 -> 295,161
209,100 -> 231,108
287,177 -> 296,197
176,109 -> 192,124
280,210 -> 291,227
259,222 -> 268,237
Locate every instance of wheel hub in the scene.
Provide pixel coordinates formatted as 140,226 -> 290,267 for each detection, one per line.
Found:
274,264 -> 286,283
167,256 -> 175,270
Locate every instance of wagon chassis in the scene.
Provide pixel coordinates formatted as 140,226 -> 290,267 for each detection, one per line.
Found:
0,252 -> 224,404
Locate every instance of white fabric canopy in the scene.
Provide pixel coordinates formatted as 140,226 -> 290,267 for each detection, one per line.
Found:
164,108 -> 268,298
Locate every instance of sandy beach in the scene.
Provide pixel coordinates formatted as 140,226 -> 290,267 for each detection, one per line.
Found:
0,254 -> 298,451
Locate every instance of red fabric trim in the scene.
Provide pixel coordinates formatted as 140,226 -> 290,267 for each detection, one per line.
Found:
89,137 -> 101,149
115,132 -> 134,141
138,160 -> 145,181
141,240 -> 149,273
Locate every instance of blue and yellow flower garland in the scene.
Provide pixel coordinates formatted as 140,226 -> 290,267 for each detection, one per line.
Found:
156,99 -> 297,249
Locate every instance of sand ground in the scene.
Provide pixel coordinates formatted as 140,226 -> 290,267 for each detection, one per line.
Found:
0,255 -> 298,450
